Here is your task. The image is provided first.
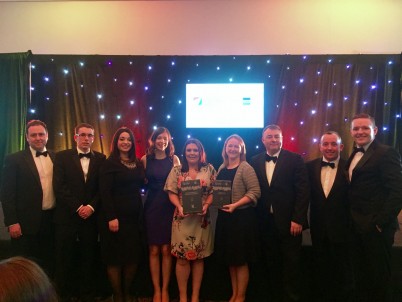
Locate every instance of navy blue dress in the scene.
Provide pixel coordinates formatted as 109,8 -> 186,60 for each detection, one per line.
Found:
144,156 -> 175,245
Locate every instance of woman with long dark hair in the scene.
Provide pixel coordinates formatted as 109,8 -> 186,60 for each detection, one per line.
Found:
99,127 -> 145,302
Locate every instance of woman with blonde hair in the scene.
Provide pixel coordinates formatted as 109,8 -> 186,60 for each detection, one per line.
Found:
214,134 -> 260,302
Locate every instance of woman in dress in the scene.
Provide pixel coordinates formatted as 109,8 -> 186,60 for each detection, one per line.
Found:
99,127 -> 145,302
214,134 -> 260,302
141,127 -> 180,302
164,138 -> 216,302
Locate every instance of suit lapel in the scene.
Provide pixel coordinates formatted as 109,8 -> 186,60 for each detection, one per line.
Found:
86,151 -> 96,183
23,149 -> 41,186
313,159 -> 327,199
350,141 -> 377,178
270,150 -> 284,186
257,153 -> 270,188
354,146 -> 374,171
72,150 -> 86,182
326,159 -> 345,199
49,151 -> 55,162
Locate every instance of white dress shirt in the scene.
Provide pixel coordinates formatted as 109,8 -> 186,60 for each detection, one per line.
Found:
77,147 -> 90,182
265,150 -> 281,213
30,146 -> 55,210
76,147 -> 95,213
348,143 -> 371,181
321,157 -> 339,198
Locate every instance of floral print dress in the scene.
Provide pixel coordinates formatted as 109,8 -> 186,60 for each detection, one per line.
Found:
164,164 -> 216,260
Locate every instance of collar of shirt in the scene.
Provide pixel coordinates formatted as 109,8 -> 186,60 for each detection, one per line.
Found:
266,150 -> 281,158
355,141 -> 372,152
321,156 -> 340,167
77,147 -> 91,155
29,146 -> 47,157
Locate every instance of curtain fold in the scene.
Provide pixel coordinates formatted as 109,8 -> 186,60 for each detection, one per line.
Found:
0,53 -> 400,168
0,51 -> 31,180
29,55 -> 150,157
275,55 -> 401,158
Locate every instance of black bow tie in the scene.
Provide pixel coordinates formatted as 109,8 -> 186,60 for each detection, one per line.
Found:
351,147 -> 365,158
321,161 -> 335,169
79,153 -> 91,159
36,151 -> 48,157
265,154 -> 278,163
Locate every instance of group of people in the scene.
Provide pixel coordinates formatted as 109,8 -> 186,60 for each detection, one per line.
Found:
0,113 -> 401,302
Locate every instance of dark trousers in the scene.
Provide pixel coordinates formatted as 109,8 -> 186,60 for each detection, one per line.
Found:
10,210 -> 55,277
352,227 -> 395,302
311,235 -> 355,302
54,220 -> 98,302
262,218 -> 303,302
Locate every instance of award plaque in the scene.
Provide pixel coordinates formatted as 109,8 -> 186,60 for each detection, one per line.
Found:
213,180 -> 232,208
181,179 -> 203,214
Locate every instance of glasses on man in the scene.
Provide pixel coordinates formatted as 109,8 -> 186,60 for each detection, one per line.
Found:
76,133 -> 94,138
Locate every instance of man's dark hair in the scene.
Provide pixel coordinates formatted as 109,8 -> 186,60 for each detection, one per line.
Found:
26,120 -> 48,134
74,123 -> 95,134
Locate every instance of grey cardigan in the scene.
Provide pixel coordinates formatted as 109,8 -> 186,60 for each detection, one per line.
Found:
217,161 -> 261,209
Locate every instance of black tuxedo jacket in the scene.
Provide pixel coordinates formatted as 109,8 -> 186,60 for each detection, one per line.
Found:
306,158 -> 350,243
53,148 -> 106,225
1,148 -> 55,234
346,139 -> 402,233
250,149 -> 310,235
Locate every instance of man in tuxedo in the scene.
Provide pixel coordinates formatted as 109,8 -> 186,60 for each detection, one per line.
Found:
306,131 -> 354,302
250,124 -> 310,302
53,123 -> 106,302
1,120 -> 55,275
346,113 -> 402,302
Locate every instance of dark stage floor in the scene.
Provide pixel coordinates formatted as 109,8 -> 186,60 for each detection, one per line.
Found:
1,240 -> 402,302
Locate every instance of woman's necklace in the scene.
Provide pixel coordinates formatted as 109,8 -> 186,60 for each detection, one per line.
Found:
120,158 -> 137,169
